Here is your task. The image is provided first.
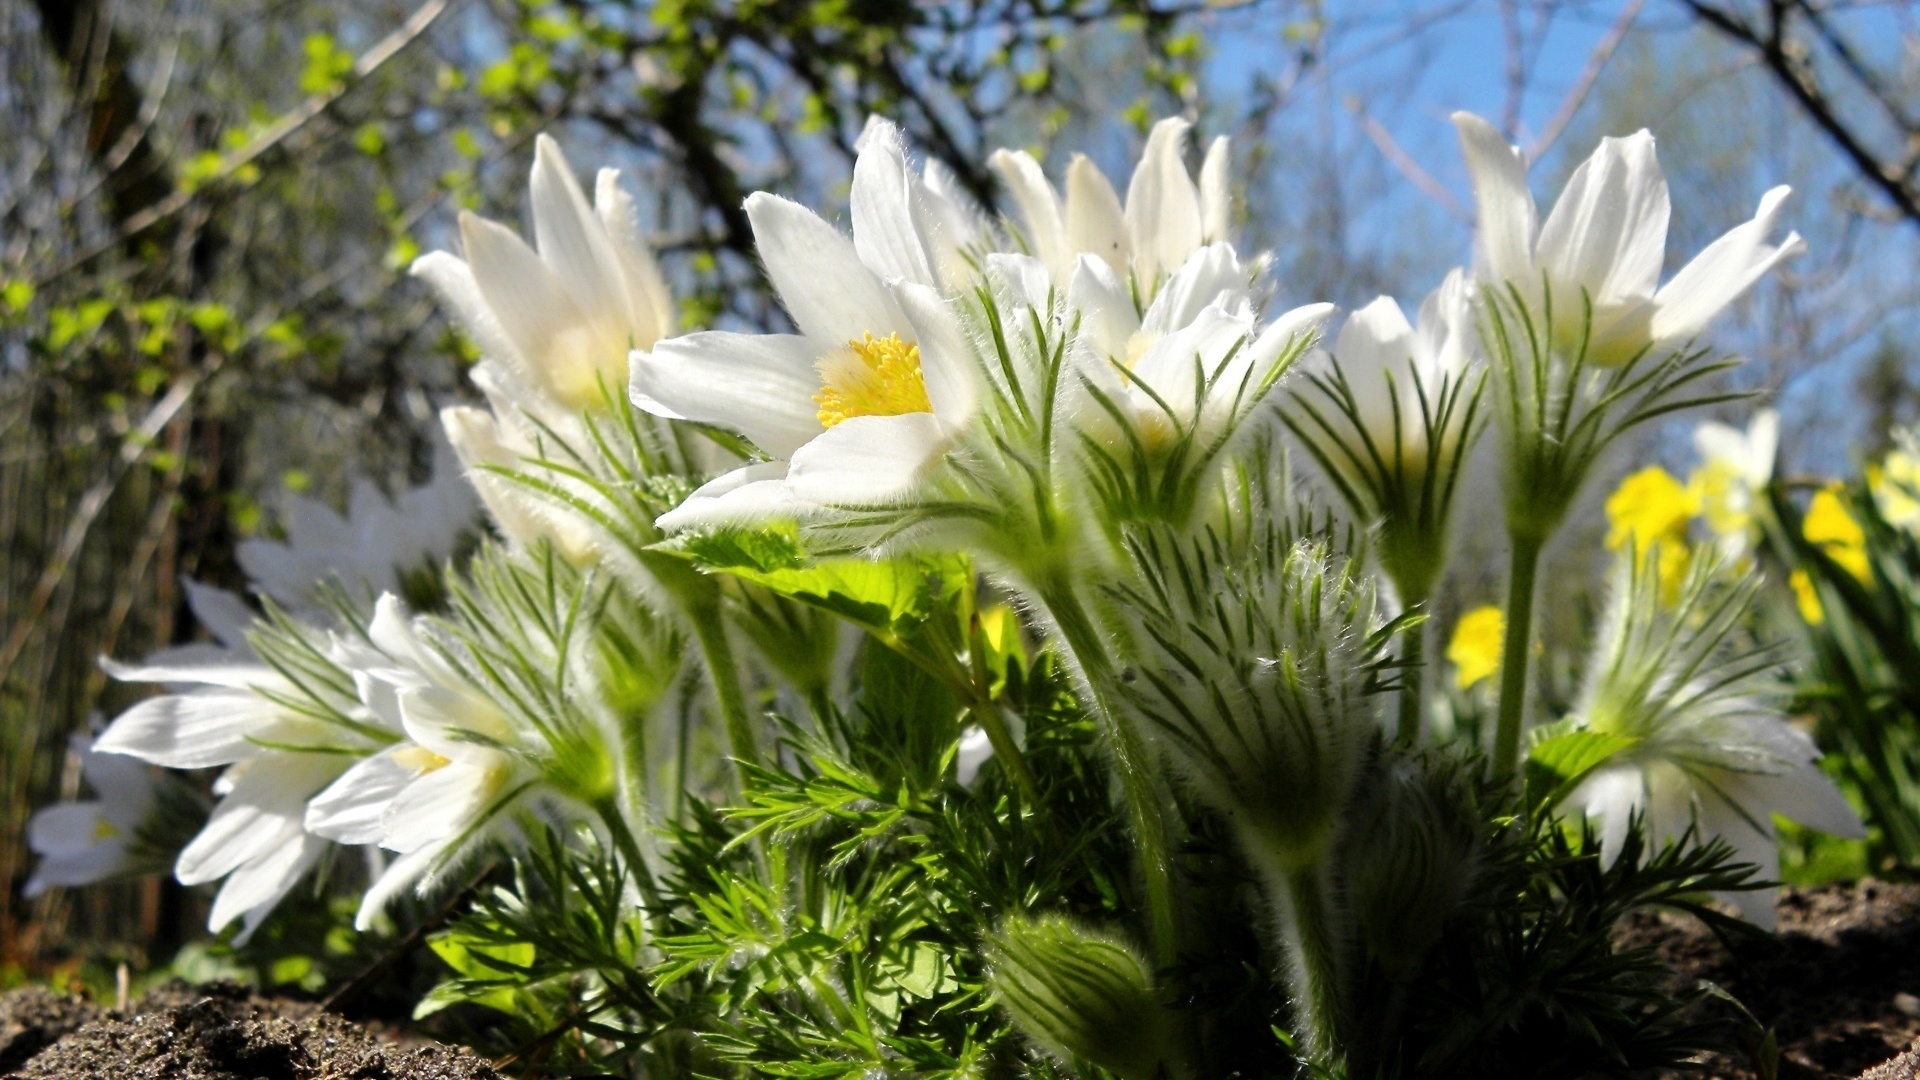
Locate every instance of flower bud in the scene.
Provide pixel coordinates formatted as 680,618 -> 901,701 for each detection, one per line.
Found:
1343,748 -> 1483,978
985,915 -> 1170,1080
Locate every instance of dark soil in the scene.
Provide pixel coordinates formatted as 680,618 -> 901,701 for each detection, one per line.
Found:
1,980 -> 501,1079
1623,879 -> 1920,1079
0,987 -> 98,1073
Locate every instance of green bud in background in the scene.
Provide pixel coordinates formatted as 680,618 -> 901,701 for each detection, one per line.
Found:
1344,747 -> 1484,980
985,915 -> 1171,1080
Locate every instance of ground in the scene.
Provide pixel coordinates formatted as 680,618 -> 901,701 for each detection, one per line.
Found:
0,979 -> 500,1079
1627,880 -> 1920,1079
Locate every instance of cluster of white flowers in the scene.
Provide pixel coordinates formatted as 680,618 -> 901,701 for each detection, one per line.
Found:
31,108 -> 1861,946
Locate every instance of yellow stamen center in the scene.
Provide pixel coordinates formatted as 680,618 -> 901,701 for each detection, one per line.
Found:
814,333 -> 931,428
92,817 -> 120,842
394,745 -> 452,774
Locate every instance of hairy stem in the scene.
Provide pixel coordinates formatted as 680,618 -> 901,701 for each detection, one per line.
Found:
1037,579 -> 1179,971
685,595 -> 760,781
1395,617 -> 1427,745
593,796 -> 663,912
1491,530 -> 1545,782
1259,857 -> 1346,1066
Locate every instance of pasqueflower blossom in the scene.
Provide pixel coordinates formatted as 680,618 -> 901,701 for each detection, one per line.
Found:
1565,553 -> 1863,928
307,595 -> 535,929
1067,242 -> 1332,460
413,134 -> 675,411
989,117 -> 1230,290
1869,430 -> 1920,535
25,738 -> 201,896
236,438 -> 475,613
1320,271 -> 1475,476
631,120 -> 980,529
1688,410 -> 1778,561
1453,112 -> 1803,365
91,596 -> 389,939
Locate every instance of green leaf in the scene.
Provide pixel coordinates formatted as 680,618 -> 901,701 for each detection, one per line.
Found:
659,527 -> 967,639
1525,723 -> 1639,813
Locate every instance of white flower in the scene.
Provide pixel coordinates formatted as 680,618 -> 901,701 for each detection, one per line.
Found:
307,595 -> 533,929
236,436 -> 476,613
1689,409 -> 1779,560
1453,112 -> 1804,366
412,134 -> 675,411
440,393 -> 601,564
90,609 -> 388,940
24,738 -> 185,896
1561,551 -> 1863,928
1068,242 -> 1332,457
989,117 -> 1231,290
631,119 -> 980,529
1319,269 -> 1476,475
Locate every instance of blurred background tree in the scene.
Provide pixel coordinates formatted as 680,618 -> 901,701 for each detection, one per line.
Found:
4,0 -> 1917,975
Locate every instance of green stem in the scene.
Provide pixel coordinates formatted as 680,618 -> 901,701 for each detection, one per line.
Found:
1395,616 -> 1426,745
593,797 -> 663,912
1259,857 -> 1345,1066
1491,530 -> 1545,783
1037,579 -> 1179,971
685,595 -> 760,781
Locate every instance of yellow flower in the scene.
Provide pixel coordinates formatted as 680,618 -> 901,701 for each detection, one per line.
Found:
1870,448 -> 1920,533
1447,605 -> 1505,691
1653,542 -> 1693,608
1790,569 -> 1824,625
1605,466 -> 1696,552
1688,457 -> 1751,542
1804,485 -> 1870,583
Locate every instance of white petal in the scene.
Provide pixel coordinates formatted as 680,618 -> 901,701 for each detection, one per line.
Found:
595,169 -> 676,347
631,332 -> 824,458
1650,186 -> 1804,343
1065,155 -> 1130,279
851,119 -> 937,288
1142,242 -> 1248,336
27,802 -> 114,857
956,725 -> 994,787
914,157 -> 984,288
1251,302 -> 1337,359
1451,112 -> 1538,286
655,462 -> 796,532
1536,131 -> 1669,307
988,148 -> 1067,276
94,690 -> 284,769
529,135 -> 635,348
25,841 -> 128,897
1198,136 -> 1231,243
175,754 -> 339,885
1746,409 -> 1780,487
1574,763 -> 1645,869
1066,254 -> 1139,361
399,685 -> 516,759
460,211 -> 590,367
1125,117 -> 1203,287
746,193 -> 910,344
892,282 -> 979,430
208,833 -> 324,936
986,252 -> 1053,312
1131,299 -> 1254,400
355,845 -> 439,930
785,413 -> 947,506
81,751 -> 160,829
101,649 -> 269,690
305,749 -> 416,844
182,579 -> 257,650
383,757 -> 513,854
1333,296 -> 1419,441
409,252 -> 529,374
1414,268 -> 1474,382
1751,762 -> 1866,839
